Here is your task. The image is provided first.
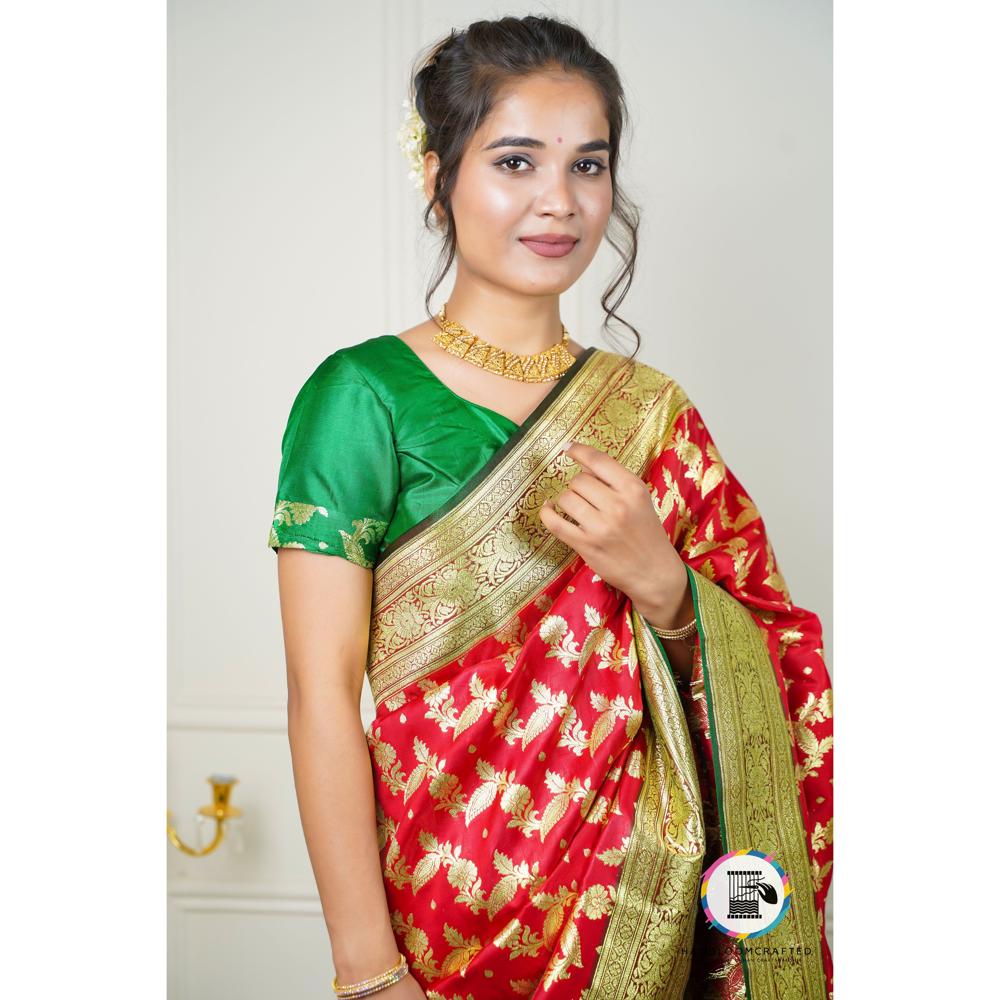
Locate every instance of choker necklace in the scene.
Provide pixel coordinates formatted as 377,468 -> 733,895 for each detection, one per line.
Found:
432,303 -> 577,383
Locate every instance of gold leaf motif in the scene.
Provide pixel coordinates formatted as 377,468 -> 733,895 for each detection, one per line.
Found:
465,776 -> 500,827
440,924 -> 482,976
539,614 -> 584,670
725,536 -> 759,590
538,789 -> 572,841
811,858 -> 833,894
595,835 -> 630,868
794,727 -> 834,783
579,625 -> 614,674
271,499 -> 329,528
812,818 -> 833,854
454,699 -> 487,739
534,886 -> 576,950
411,852 -> 444,893
797,689 -> 833,728
384,690 -> 408,712
493,917 -> 545,961
779,627 -> 805,658
544,913 -> 584,988
687,516 -> 724,560
485,875 -> 521,920
338,516 -> 388,569
555,706 -> 590,757
403,762 -> 427,802
586,691 -> 639,756
701,442 -> 727,496
669,426 -> 727,499
520,681 -> 569,749
717,492 -> 761,535
625,708 -> 643,741
588,706 -> 617,756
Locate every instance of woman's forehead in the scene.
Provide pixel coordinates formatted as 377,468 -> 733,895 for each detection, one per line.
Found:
479,77 -> 610,144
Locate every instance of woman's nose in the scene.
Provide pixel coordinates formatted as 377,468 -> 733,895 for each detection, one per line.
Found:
534,168 -> 576,217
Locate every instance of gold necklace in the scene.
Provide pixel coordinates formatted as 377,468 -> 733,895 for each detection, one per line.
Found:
432,303 -> 577,383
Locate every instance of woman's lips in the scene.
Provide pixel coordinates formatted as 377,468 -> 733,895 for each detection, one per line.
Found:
518,237 -> 578,258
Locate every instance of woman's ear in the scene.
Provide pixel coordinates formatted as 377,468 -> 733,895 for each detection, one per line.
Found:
423,151 -> 444,223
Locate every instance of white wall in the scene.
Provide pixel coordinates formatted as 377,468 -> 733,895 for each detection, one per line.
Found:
168,2 -> 831,995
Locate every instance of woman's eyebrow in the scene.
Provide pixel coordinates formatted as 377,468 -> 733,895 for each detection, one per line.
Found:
482,135 -> 611,153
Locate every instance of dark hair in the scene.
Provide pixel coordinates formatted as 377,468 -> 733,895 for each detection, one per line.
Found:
409,14 -> 641,359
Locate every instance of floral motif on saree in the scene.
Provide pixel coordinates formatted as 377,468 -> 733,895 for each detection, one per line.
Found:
363,348 -> 833,1000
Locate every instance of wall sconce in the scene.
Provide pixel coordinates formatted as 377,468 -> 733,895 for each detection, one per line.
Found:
167,773 -> 243,857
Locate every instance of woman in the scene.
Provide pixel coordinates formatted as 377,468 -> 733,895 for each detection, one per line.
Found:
269,16 -> 832,1000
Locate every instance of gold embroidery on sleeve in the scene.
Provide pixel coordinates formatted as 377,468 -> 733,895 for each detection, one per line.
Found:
340,516 -> 389,569
268,500 -> 328,547
269,500 -> 386,569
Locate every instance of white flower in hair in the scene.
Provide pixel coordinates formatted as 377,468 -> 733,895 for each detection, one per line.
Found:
397,96 -> 427,191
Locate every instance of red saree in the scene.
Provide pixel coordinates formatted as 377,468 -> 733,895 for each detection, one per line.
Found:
363,347 -> 833,1000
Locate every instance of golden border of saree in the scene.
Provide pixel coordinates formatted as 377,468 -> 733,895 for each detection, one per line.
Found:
692,567 -> 826,999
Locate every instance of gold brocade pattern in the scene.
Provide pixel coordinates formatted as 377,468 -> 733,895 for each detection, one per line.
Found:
366,350 -> 691,708
362,350 -> 831,999
581,613 -> 707,1000
688,569 -> 827,1000
268,499 -> 387,568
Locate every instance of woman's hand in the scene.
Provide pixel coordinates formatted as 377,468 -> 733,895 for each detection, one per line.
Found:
539,440 -> 692,630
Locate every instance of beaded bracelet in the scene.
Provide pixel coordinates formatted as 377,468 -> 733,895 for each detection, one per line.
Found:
332,953 -> 409,998
650,616 -> 698,643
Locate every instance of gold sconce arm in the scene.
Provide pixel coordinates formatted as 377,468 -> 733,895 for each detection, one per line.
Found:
167,774 -> 243,857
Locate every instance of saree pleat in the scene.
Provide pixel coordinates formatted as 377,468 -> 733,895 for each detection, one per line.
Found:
363,349 -> 833,1000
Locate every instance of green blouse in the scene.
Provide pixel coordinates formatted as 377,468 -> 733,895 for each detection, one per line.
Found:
268,334 -> 523,569
267,334 -> 689,677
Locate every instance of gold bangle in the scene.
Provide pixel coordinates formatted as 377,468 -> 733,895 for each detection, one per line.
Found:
332,953 -> 409,998
649,616 -> 697,642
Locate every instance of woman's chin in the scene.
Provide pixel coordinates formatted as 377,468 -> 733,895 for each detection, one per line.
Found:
505,268 -> 585,297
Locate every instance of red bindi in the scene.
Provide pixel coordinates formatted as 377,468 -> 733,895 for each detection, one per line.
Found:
556,136 -> 563,143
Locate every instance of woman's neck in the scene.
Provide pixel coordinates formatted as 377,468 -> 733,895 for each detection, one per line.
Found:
442,284 -> 566,355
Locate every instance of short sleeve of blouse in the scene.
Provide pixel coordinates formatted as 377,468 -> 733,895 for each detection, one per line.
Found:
267,351 -> 399,569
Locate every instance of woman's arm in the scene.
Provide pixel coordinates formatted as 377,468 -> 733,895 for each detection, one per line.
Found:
636,564 -> 697,685
276,548 -> 422,995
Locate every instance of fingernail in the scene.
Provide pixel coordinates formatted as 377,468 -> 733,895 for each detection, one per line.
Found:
561,439 -> 576,452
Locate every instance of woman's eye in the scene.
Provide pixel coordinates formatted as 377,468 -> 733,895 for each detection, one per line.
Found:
576,159 -> 607,176
497,155 -> 530,172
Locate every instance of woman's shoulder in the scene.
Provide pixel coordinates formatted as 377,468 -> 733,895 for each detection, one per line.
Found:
591,347 -> 691,401
300,334 -> 401,390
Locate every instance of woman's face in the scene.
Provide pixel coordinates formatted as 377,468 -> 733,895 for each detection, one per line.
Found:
426,72 -> 614,297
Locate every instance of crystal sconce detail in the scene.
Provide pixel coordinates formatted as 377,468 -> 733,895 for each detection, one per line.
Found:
167,774 -> 244,856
